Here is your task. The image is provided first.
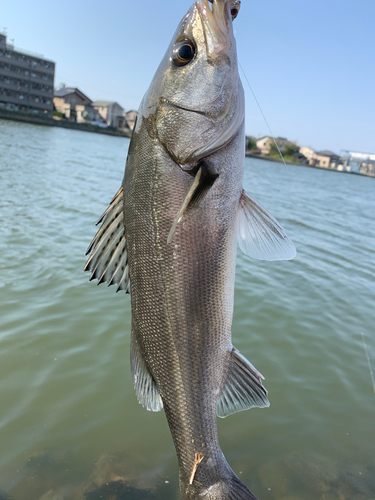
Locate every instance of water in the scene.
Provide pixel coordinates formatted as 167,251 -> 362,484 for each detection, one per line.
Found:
0,119 -> 374,500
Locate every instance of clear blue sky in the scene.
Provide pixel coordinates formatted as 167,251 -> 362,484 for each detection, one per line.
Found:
2,0 -> 374,154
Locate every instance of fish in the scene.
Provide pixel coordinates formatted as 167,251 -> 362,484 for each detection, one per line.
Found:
84,0 -> 296,498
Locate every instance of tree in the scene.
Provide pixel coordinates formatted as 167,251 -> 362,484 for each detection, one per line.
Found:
246,137 -> 256,151
283,141 -> 299,156
269,140 -> 299,159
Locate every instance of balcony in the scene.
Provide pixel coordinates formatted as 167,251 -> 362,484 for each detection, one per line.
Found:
0,82 -> 54,98
0,93 -> 53,110
0,66 -> 54,86
29,86 -> 54,97
0,47 -> 55,72
0,53 -> 55,75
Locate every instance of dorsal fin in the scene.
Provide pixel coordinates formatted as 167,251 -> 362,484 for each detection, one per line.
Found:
217,347 -> 269,418
84,187 -> 130,293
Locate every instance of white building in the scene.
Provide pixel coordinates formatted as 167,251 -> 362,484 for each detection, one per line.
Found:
299,146 -> 315,161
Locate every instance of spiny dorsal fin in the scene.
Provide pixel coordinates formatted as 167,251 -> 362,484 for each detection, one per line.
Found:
217,347 -> 269,418
237,189 -> 296,261
84,186 -> 130,293
130,337 -> 163,412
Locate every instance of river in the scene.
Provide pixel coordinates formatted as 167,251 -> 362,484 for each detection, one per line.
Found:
0,119 -> 374,500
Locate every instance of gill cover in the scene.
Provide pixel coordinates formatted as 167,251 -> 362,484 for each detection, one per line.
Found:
136,0 -> 244,164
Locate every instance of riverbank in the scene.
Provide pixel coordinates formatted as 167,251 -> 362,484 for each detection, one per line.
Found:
0,109 -> 132,138
246,152 -> 375,178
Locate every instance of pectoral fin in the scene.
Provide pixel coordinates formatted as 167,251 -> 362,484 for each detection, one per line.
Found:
217,347 -> 269,418
130,337 -> 163,412
167,164 -> 218,244
84,187 -> 130,293
236,190 -> 296,261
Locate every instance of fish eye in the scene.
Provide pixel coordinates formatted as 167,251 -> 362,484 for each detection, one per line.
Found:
172,40 -> 196,67
230,1 -> 241,20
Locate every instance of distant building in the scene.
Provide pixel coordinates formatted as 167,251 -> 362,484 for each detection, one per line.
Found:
54,87 -> 91,107
256,136 -> 288,155
343,150 -> 375,174
92,101 -> 125,128
299,146 -> 315,161
0,31 -> 55,116
123,109 -> 137,130
53,87 -> 100,123
310,150 -> 341,168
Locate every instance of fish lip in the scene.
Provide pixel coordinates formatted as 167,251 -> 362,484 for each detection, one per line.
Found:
196,0 -> 232,56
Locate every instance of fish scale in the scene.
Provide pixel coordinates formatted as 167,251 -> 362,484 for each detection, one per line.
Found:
125,122 -> 251,497
85,0 -> 296,498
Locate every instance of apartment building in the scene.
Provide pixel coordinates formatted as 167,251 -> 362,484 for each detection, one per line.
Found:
0,31 -> 55,116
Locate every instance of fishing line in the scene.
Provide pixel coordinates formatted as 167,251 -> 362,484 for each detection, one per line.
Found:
239,61 -> 305,201
361,332 -> 375,400
239,61 -> 288,171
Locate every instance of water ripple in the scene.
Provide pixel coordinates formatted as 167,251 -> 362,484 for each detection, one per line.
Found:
0,121 -> 374,499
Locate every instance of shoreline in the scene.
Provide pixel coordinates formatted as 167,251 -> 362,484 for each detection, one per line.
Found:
1,112 -> 373,178
245,153 -> 375,178
0,109 -> 132,138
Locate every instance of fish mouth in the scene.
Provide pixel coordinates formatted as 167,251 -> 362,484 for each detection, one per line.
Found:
196,0 -> 233,56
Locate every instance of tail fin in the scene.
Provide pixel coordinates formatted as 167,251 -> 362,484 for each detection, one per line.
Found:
229,474 -> 258,500
181,460 -> 258,500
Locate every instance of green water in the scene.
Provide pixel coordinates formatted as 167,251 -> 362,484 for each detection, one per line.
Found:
0,119 -> 374,500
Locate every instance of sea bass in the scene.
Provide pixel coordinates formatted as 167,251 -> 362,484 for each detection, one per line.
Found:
84,0 -> 295,498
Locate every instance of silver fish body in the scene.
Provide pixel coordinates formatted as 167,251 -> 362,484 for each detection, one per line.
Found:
85,1 -> 296,498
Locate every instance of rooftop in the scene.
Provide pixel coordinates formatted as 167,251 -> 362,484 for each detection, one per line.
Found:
92,100 -> 123,107
54,87 -> 92,102
316,150 -> 339,157
0,30 -> 54,63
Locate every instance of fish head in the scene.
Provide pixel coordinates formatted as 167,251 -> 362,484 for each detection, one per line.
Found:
137,0 -> 244,166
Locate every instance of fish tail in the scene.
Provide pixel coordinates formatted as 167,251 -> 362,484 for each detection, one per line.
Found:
181,458 -> 258,499
227,472 -> 259,500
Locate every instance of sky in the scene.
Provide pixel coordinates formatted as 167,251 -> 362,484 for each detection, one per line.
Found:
2,0 -> 374,154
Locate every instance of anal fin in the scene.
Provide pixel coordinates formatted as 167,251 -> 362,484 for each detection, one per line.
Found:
130,337 -> 163,412
217,347 -> 269,418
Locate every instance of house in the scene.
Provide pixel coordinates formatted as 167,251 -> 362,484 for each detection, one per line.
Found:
310,150 -> 341,168
256,136 -> 288,155
299,146 -> 315,161
53,87 -> 100,123
123,110 -> 137,130
92,101 -> 125,128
